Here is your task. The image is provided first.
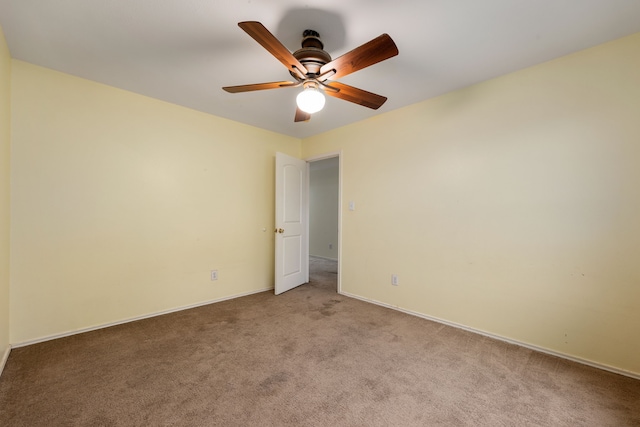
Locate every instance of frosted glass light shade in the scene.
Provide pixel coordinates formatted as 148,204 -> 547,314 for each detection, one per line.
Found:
296,87 -> 325,114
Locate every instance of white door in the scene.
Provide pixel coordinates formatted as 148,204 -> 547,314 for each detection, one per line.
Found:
275,152 -> 309,294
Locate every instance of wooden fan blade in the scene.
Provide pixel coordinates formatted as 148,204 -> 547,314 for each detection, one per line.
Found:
223,81 -> 297,93
238,21 -> 308,75
295,107 -> 311,122
320,34 -> 398,80
324,81 -> 388,110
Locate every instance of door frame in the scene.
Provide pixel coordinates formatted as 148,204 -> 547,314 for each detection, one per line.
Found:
305,151 -> 342,294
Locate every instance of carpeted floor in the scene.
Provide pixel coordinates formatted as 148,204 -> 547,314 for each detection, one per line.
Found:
1,256 -> 639,426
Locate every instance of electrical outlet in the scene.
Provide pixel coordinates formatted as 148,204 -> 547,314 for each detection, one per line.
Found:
211,270 -> 218,281
391,274 -> 399,286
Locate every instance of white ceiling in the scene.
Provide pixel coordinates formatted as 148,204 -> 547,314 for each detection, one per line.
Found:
1,1 -> 639,139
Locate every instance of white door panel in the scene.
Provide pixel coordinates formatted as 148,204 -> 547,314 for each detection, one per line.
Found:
275,152 -> 309,294
283,235 -> 302,276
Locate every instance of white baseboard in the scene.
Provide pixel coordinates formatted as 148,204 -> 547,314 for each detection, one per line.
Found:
309,255 -> 338,261
0,345 -> 10,378
340,291 -> 640,381
12,287 -> 273,349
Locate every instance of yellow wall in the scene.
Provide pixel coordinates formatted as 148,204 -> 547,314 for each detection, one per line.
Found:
303,33 -> 640,375
10,61 -> 300,344
0,27 -> 11,359
5,29 -> 640,376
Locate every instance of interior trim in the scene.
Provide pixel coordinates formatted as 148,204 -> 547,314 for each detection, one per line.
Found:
309,255 -> 338,262
11,287 -> 273,349
0,345 -> 10,378
340,290 -> 640,381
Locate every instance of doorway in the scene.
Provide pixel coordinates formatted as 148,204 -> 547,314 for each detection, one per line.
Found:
307,154 -> 340,293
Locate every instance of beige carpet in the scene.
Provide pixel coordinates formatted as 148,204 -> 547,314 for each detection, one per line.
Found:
1,256 -> 639,426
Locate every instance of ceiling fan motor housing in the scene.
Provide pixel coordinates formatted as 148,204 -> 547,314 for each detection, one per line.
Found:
292,29 -> 331,76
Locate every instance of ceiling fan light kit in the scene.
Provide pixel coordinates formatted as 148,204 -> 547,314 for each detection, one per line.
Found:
223,21 -> 399,122
296,81 -> 325,114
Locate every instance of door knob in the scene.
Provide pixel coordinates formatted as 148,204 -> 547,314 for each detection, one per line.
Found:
277,228 -> 284,234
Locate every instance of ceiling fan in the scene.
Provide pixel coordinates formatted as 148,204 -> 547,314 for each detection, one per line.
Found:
222,21 -> 399,122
